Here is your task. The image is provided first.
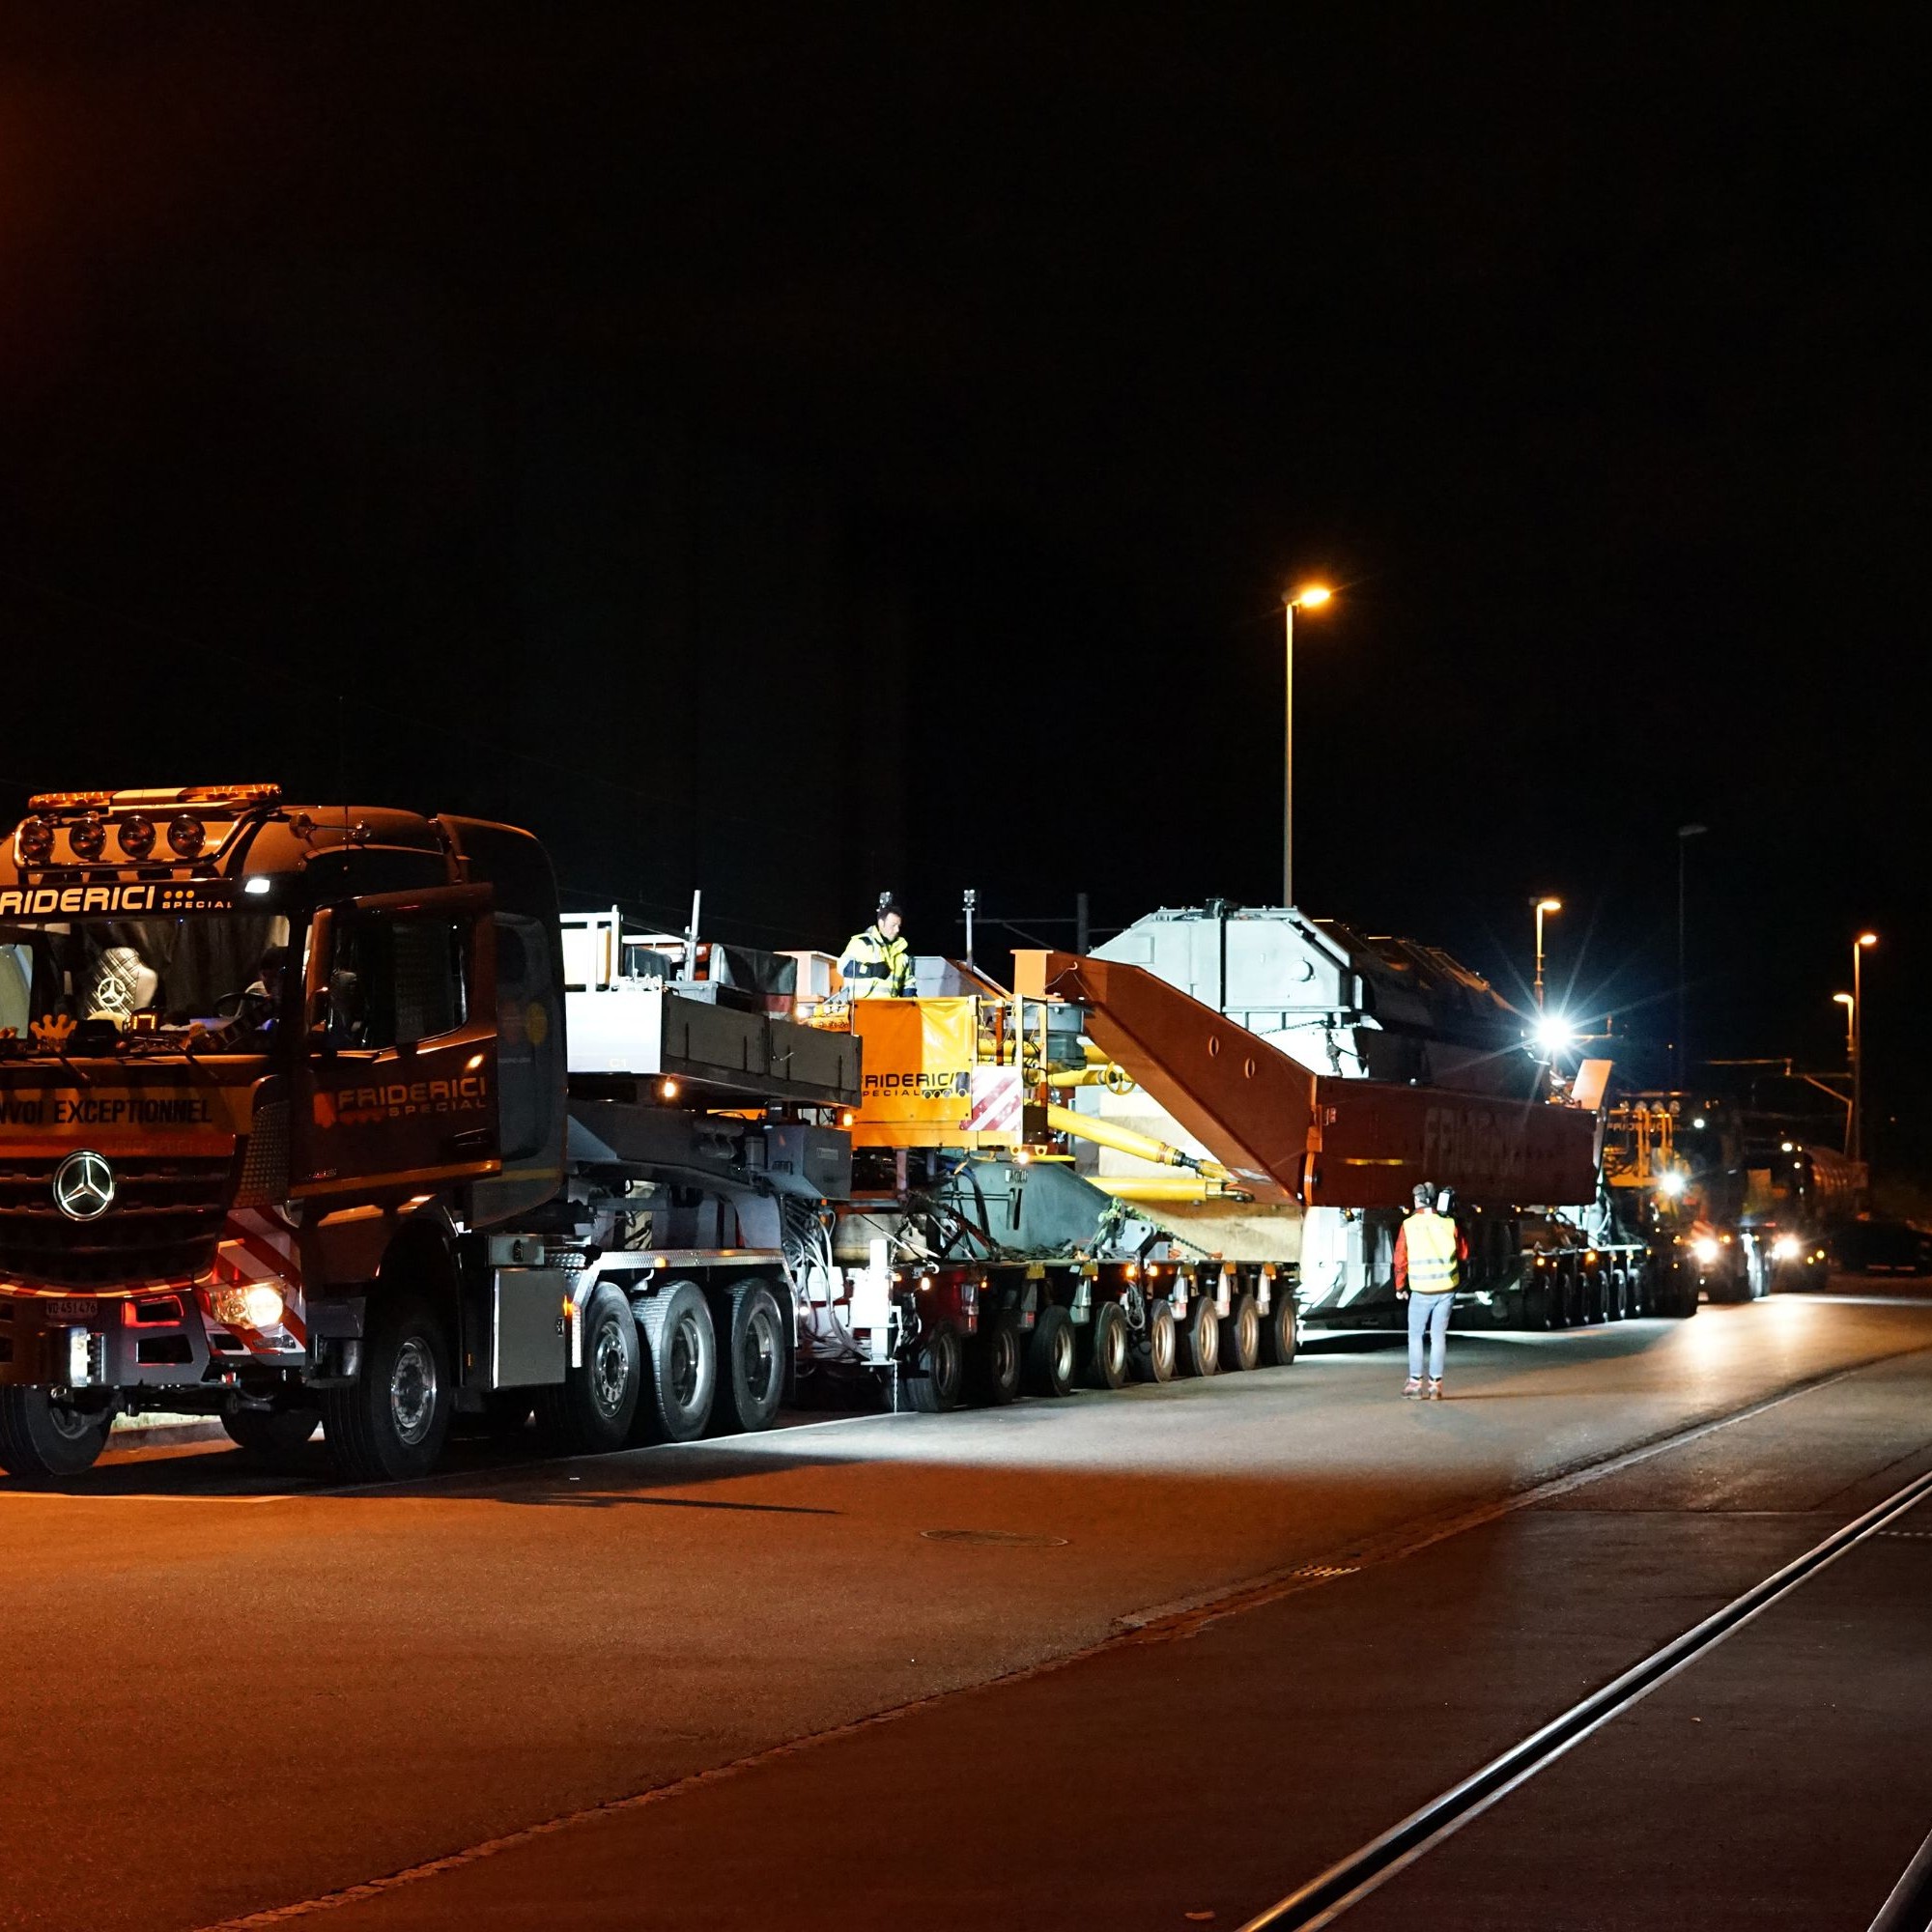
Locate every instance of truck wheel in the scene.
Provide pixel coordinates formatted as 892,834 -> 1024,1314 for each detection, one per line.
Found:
1221,1292 -> 1263,1372
221,1406 -> 321,1467
537,1285 -> 640,1455
903,1318 -> 965,1412
635,1281 -> 717,1443
1024,1305 -> 1077,1397
0,1390 -> 112,1480
966,1313 -> 1024,1406
1131,1299 -> 1179,1383
1177,1295 -> 1221,1377
1082,1301 -> 1131,1389
1262,1291 -> 1298,1366
320,1293 -> 455,1484
712,1281 -> 787,1435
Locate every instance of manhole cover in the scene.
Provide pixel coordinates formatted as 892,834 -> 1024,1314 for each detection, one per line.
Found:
920,1528 -> 1068,1547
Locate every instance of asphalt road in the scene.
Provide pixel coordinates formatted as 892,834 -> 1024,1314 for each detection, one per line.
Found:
4,1284 -> 1930,1932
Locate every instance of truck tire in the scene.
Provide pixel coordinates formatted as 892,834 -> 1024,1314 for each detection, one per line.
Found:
1082,1300 -> 1131,1390
1131,1299 -> 1178,1383
635,1281 -> 717,1443
536,1285 -> 640,1455
1024,1305 -> 1077,1397
320,1292 -> 455,1484
221,1406 -> 321,1467
712,1281 -> 787,1435
1176,1294 -> 1221,1377
903,1318 -> 965,1412
0,1390 -> 112,1480
1220,1292 -> 1263,1372
1261,1291 -> 1298,1367
966,1313 -> 1024,1406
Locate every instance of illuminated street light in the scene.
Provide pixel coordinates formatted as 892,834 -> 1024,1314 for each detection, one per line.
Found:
1852,932 -> 1877,1164
1833,991 -> 1855,1073
1281,585 -> 1335,909
1534,1011 -> 1575,1055
1531,897 -> 1562,1013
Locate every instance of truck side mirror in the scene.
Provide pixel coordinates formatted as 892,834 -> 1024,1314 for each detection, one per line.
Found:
305,986 -> 333,1050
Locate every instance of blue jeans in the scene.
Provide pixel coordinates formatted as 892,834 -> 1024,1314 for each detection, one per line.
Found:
1406,1291 -> 1453,1380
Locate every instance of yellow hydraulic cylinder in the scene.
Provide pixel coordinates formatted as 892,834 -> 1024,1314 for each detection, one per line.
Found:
1091,1176 -> 1220,1206
1044,1103 -> 1232,1182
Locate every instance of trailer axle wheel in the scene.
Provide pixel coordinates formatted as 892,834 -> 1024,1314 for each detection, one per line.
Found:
1130,1299 -> 1179,1383
1177,1294 -> 1221,1378
1261,1292 -> 1298,1367
966,1314 -> 1024,1406
1024,1305 -> 1077,1398
1083,1300 -> 1131,1390
903,1319 -> 965,1413
1221,1292 -> 1262,1372
712,1281 -> 787,1435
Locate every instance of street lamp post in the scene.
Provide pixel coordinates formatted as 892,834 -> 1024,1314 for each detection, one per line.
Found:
1281,584 -> 1332,909
1675,823 -> 1708,1088
1852,931 -> 1878,1165
1532,897 -> 1562,1013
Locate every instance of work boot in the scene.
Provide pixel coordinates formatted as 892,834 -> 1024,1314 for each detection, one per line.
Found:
1427,1378 -> 1444,1401
1403,1378 -> 1423,1400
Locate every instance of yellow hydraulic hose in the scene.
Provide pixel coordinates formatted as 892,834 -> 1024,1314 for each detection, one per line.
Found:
1044,1063 -> 1131,1090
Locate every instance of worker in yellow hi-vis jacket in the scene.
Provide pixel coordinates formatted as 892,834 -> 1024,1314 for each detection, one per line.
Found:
1394,1180 -> 1466,1401
838,893 -> 912,1000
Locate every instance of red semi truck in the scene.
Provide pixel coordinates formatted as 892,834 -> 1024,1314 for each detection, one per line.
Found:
0,785 -> 858,1481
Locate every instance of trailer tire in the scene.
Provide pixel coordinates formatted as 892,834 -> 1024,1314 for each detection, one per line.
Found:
635,1282 -> 717,1443
1024,1305 -> 1077,1398
1262,1291 -> 1298,1367
221,1406 -> 321,1466
321,1292 -> 455,1484
537,1285 -> 640,1455
1082,1300 -> 1131,1389
1176,1295 -> 1221,1378
903,1319 -> 965,1413
1220,1292 -> 1262,1372
0,1390 -> 112,1480
712,1281 -> 787,1435
1130,1299 -> 1179,1383
966,1313 -> 1024,1406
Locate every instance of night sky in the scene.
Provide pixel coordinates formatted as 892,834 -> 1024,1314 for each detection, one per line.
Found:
2,14 -> 1923,1167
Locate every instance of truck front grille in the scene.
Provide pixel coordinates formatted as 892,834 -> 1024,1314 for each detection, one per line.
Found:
0,1156 -> 236,1288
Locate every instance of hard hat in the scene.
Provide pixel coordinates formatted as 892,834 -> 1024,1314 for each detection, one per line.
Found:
876,891 -> 905,918
1412,1181 -> 1436,1209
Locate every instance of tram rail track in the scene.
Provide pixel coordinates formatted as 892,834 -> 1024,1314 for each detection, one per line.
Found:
1238,1464 -> 1932,1930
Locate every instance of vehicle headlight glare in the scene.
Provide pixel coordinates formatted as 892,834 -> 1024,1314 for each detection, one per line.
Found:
211,1284 -> 285,1329
1691,1236 -> 1721,1265
1772,1235 -> 1802,1262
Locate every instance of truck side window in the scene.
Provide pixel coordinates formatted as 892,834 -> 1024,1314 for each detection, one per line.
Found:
331,916 -> 468,1050
496,913 -> 558,1161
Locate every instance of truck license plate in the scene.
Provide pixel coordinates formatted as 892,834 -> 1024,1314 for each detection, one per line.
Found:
46,1299 -> 99,1322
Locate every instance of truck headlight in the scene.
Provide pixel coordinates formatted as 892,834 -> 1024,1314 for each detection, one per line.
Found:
1771,1236 -> 1802,1263
1691,1236 -> 1721,1265
210,1284 -> 285,1330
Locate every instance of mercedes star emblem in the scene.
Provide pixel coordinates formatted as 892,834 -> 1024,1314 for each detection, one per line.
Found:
52,1150 -> 117,1223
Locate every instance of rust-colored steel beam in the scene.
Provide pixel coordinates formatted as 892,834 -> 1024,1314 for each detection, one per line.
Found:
1014,950 -> 1602,1211
1014,952 -> 1307,1203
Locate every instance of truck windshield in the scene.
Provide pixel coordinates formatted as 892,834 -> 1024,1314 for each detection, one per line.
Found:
0,914 -> 290,1041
